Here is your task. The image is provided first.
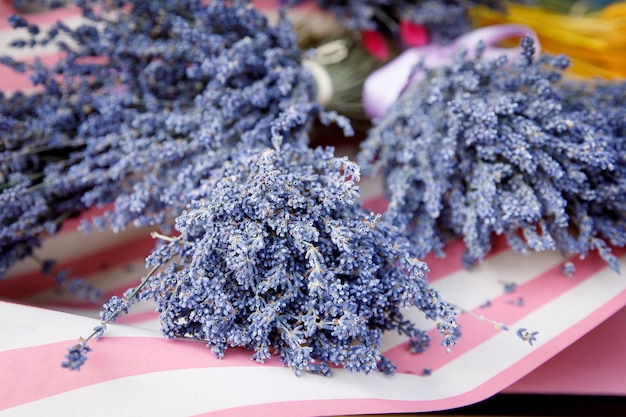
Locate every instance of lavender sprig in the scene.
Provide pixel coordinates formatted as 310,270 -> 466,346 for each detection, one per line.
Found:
62,264 -> 159,370
357,36 -> 625,272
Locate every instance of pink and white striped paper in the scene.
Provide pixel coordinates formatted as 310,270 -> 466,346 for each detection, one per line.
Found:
1,3 -> 626,416
2,199 -> 625,416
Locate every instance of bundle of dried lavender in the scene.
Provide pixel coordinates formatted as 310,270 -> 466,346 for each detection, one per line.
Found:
358,37 -> 625,273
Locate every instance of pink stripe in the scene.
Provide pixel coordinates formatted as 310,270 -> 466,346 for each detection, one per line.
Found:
0,235 -> 155,299
191,290 -> 626,417
188,395 -> 484,417
504,304 -> 626,395
0,0 -> 283,32
0,53 -> 63,92
114,308 -> 159,325
423,234 -> 511,283
3,283 -> 624,413
59,204 -> 114,233
190,398 -> 458,417
362,195 -> 388,213
0,336 -> 283,411
382,247 -> 625,375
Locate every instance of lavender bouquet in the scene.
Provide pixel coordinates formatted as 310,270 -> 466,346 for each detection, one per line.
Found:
357,36 -> 625,273
0,0 -> 351,278
64,144 -> 459,375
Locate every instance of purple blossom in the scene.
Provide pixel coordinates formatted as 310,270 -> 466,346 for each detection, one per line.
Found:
561,261 -> 576,277
100,296 -> 130,322
135,144 -> 458,375
357,36 -> 625,272
516,328 -> 539,346
408,330 -> 430,353
61,343 -> 91,371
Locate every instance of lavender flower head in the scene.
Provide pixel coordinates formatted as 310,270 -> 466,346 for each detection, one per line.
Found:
358,36 -> 625,271
138,144 -> 458,376
1,0 -> 349,277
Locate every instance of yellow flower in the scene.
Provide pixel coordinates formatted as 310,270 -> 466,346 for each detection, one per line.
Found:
470,1 -> 626,79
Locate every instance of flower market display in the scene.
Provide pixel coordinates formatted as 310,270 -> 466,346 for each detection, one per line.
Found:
1,1 -> 625,416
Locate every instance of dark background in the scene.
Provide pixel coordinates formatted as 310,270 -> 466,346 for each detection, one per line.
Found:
434,394 -> 626,416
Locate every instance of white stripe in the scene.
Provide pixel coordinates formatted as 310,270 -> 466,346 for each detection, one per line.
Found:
5,226 -> 151,278
1,247 -> 562,352
381,248 -> 566,350
432,254 -> 626,394
4,250 -> 621,353
25,259 -> 151,305
0,301 -> 161,352
41,298 -> 158,321
125,318 -> 162,331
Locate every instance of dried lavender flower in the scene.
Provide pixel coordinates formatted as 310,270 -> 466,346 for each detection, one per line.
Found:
62,343 -> 91,371
1,0 -> 349,277
112,143 -> 457,376
357,36 -> 625,272
516,328 -> 538,346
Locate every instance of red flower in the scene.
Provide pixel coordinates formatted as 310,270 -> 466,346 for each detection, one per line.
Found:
361,29 -> 389,60
400,20 -> 429,47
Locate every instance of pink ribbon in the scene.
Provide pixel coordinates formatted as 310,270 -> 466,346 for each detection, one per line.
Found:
362,24 -> 540,119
